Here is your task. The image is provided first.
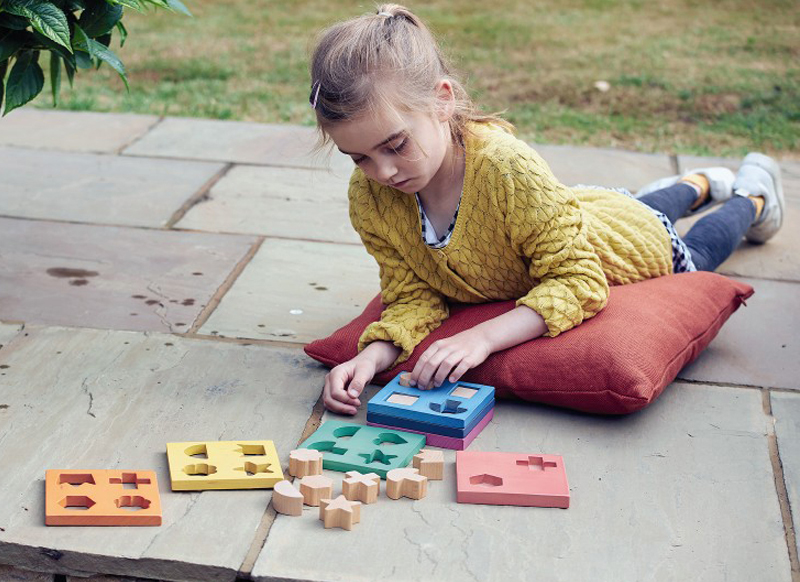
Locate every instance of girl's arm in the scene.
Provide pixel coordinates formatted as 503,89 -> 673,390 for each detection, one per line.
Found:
410,305 -> 547,390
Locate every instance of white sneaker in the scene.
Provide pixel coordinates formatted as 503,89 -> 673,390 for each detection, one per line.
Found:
733,153 -> 784,244
636,167 -> 736,216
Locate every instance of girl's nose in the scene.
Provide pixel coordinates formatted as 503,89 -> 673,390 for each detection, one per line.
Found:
374,159 -> 397,184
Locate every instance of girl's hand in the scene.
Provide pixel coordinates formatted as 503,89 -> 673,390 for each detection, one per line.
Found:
410,329 -> 491,390
323,357 -> 377,415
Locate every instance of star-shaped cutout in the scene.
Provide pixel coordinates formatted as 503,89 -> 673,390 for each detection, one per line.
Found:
358,449 -> 397,465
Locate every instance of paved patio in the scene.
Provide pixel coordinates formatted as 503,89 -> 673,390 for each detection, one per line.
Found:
0,109 -> 797,582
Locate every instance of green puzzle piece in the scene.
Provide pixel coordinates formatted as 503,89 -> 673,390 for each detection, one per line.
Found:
298,421 -> 426,479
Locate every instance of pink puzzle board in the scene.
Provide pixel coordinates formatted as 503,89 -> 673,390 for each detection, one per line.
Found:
368,409 -> 494,450
456,451 -> 569,508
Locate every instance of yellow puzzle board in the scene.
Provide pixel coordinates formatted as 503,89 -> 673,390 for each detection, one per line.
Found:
167,440 -> 284,491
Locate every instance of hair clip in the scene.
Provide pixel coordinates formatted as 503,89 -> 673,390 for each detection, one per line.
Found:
309,81 -> 321,109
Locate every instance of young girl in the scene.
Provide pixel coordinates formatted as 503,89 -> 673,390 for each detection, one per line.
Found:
310,5 -> 785,415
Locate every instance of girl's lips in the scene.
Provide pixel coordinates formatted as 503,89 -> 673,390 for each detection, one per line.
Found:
392,178 -> 412,189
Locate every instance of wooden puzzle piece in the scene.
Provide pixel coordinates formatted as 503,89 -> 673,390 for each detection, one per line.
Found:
398,373 -> 413,387
319,495 -> 362,530
413,449 -> 444,480
455,451 -> 569,508
367,373 -> 495,431
299,474 -> 333,506
342,471 -> 380,504
166,440 -> 284,491
386,467 -> 428,500
272,480 -> 304,516
298,421 -> 425,479
45,470 -> 162,526
289,448 -> 323,478
368,408 -> 495,450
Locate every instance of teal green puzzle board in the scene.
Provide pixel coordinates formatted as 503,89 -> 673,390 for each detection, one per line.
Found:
298,421 -> 426,479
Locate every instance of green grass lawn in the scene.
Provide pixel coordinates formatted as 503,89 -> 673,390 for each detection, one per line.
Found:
28,0 -> 800,158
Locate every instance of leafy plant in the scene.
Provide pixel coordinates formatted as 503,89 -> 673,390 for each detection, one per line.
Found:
0,0 -> 190,115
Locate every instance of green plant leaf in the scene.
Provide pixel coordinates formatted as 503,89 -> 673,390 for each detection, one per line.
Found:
0,28 -> 26,61
4,0 -> 72,52
77,0 -> 122,37
3,50 -> 44,115
163,0 -> 190,16
108,0 -> 142,11
115,19 -> 126,46
31,29 -> 75,67
49,49 -> 59,105
0,12 -> 30,29
73,23 -> 127,89
0,59 -> 8,112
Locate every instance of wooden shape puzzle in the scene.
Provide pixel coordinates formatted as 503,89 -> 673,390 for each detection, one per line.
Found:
272,480 -> 304,516
298,421 -> 426,479
413,449 -> 444,480
166,440 -> 283,491
319,495 -> 362,530
342,471 -> 380,504
45,470 -> 162,526
386,468 -> 428,500
289,448 -> 323,477
367,373 -> 495,431
456,451 -> 570,508
367,394 -> 493,437
368,408 -> 495,450
299,474 -> 333,506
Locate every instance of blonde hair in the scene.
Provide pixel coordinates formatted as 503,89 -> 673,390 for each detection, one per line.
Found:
309,4 -> 512,149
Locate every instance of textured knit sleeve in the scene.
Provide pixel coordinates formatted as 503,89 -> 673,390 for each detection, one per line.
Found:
504,152 -> 609,336
348,173 -> 449,365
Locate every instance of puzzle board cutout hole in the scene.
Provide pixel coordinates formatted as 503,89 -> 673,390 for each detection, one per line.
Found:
115,495 -> 151,511
359,449 -> 398,466
332,426 -> 361,440
517,456 -> 558,471
309,441 -> 347,455
430,399 -> 467,414
239,444 -> 267,456
109,472 -> 151,489
58,473 -> 96,487
185,444 -> 208,459
59,496 -> 95,510
469,474 -> 504,487
451,385 -> 478,399
373,432 -> 408,447
387,393 -> 419,406
238,462 -> 273,476
183,464 -> 217,476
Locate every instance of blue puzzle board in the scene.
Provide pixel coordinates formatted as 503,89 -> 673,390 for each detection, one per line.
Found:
367,374 -> 495,430
367,396 -> 495,437
297,420 -> 426,479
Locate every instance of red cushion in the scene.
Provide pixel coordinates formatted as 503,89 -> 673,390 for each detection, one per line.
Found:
305,272 -> 753,414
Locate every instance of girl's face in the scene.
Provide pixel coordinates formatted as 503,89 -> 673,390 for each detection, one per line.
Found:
325,94 -> 455,196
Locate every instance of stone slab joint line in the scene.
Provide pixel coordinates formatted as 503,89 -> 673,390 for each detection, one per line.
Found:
117,115 -> 166,155
187,236 -> 265,335
165,162 -> 235,229
763,388 -> 800,580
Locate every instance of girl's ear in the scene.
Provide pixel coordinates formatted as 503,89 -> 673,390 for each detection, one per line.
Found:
434,79 -> 456,122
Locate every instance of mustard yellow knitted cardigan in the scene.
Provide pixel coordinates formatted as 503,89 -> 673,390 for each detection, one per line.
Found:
349,122 -> 673,364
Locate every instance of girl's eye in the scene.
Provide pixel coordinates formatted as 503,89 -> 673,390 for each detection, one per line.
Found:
352,156 -> 366,165
390,138 -> 408,154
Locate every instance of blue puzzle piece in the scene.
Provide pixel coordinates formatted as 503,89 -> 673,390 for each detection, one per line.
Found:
367,395 -> 494,437
367,374 -> 495,430
297,420 -> 425,479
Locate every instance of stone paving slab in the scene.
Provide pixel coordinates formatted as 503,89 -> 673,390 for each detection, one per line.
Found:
176,165 -> 358,243
679,277 -> 799,391
199,239 -> 379,343
0,565 -> 53,581
0,322 -> 23,348
253,382 -> 789,582
0,147 -> 224,228
0,326 -> 323,581
122,117 -> 353,174
0,217 -> 257,333
771,391 -> 800,560
0,110 -> 159,154
532,143 -> 674,190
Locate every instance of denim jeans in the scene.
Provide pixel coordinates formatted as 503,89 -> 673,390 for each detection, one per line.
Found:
637,183 -> 756,272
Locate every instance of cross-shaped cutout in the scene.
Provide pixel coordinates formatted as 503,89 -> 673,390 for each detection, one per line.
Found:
109,472 -> 152,489
429,399 -> 467,415
516,455 -> 558,471
358,449 -> 398,466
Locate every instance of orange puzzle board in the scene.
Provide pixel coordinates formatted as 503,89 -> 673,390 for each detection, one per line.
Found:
456,451 -> 569,508
45,470 -> 162,526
